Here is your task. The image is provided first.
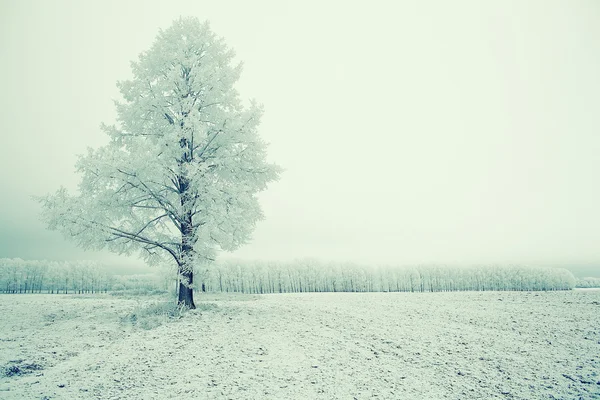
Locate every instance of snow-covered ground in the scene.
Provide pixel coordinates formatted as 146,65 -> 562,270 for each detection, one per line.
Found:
1,291 -> 599,399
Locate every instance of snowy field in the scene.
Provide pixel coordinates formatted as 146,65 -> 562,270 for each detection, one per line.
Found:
1,291 -> 599,400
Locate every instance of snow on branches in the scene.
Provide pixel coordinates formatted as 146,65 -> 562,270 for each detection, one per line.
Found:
38,18 -> 281,308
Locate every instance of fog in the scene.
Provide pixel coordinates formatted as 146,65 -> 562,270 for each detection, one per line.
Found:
1,0 -> 599,269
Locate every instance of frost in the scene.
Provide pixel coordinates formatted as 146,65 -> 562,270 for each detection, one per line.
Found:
38,17 -> 281,308
1,292 -> 599,398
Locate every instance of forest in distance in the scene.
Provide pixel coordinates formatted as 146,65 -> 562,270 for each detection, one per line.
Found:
1,258 -> 597,295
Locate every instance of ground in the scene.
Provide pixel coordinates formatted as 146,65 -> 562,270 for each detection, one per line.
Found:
0,290 -> 599,399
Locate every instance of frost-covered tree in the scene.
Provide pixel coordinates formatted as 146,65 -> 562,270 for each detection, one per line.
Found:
38,18 -> 280,308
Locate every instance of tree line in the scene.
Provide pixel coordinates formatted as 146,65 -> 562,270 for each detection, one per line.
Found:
0,258 -> 112,294
193,260 -> 577,294
575,276 -> 600,288
0,258 -> 177,295
1,258 -> 581,295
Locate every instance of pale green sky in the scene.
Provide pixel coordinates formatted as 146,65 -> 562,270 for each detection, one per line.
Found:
0,0 -> 599,268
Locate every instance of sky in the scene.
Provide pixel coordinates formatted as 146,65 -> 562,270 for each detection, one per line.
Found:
0,0 -> 599,271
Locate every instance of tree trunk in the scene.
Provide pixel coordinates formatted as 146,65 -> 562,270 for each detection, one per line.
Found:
178,267 -> 195,309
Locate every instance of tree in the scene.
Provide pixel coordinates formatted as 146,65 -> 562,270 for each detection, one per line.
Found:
38,18 -> 281,308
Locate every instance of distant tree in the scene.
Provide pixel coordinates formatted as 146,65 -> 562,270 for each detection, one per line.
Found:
38,18 -> 280,308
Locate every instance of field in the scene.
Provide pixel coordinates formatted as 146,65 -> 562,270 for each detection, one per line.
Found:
1,291 -> 599,399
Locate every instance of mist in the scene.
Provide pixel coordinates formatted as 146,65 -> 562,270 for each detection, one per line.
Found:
1,0 -> 599,270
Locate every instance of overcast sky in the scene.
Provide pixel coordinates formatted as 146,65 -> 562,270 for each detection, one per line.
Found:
0,0 -> 599,270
